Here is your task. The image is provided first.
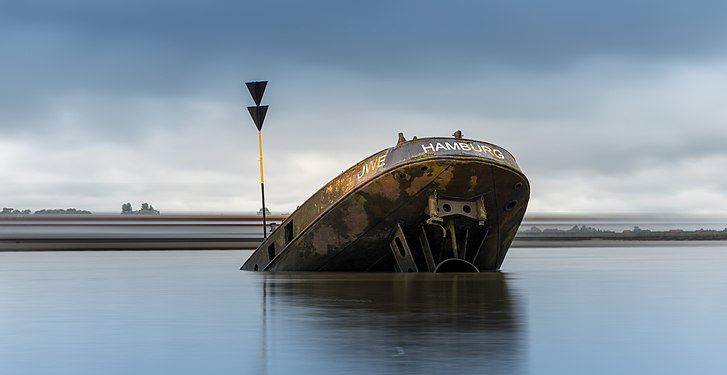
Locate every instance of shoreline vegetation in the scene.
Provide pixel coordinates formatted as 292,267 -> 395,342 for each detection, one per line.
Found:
519,225 -> 727,241
2,207 -> 92,215
121,202 -> 160,215
2,202 -> 160,216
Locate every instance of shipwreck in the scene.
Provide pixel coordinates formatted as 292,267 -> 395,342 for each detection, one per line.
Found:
241,131 -> 529,272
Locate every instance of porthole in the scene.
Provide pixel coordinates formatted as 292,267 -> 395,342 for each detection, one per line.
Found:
463,205 -> 471,214
505,200 -> 518,211
514,182 -> 523,189
442,204 -> 452,212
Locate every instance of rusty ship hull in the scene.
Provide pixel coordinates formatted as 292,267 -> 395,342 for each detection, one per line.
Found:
241,135 -> 529,272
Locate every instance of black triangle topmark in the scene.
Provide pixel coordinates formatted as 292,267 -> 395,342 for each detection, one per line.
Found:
245,81 -> 268,106
247,105 -> 268,131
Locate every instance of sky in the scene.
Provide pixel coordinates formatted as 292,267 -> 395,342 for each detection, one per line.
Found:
2,0 -> 727,214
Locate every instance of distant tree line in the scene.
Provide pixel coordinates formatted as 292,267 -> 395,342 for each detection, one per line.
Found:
34,208 -> 93,215
1,207 -> 92,215
121,202 -> 160,215
2,202 -> 162,215
521,225 -> 727,241
524,225 -> 613,234
1,208 -> 31,215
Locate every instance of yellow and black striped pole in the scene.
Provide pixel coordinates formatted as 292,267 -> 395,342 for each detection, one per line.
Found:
256,128 -> 266,238
246,81 -> 269,238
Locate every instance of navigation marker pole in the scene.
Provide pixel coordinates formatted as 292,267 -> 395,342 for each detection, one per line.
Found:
245,81 -> 269,239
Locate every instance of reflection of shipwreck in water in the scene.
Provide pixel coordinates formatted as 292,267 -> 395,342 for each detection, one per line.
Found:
241,131 -> 529,272
259,273 -> 524,374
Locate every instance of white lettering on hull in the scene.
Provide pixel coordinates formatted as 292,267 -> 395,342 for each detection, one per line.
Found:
357,152 -> 388,179
420,141 -> 506,159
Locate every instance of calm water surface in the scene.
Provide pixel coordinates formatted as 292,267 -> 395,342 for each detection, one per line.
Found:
1,246 -> 727,374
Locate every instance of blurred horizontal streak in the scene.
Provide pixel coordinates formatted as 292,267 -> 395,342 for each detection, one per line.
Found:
5,212 -> 723,224
0,214 -> 289,222
2,213 -> 726,251
0,214 -> 283,251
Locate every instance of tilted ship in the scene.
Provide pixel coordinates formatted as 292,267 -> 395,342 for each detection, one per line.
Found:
241,131 -> 529,272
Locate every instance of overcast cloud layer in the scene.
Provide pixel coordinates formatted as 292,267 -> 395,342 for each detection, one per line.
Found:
2,0 -> 727,214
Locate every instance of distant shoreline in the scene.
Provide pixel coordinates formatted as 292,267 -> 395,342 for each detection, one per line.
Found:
511,238 -> 727,248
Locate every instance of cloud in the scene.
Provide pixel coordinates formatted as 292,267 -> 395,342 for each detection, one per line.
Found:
530,154 -> 727,214
4,56 -> 727,213
3,0 -> 727,213
5,0 -> 727,94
